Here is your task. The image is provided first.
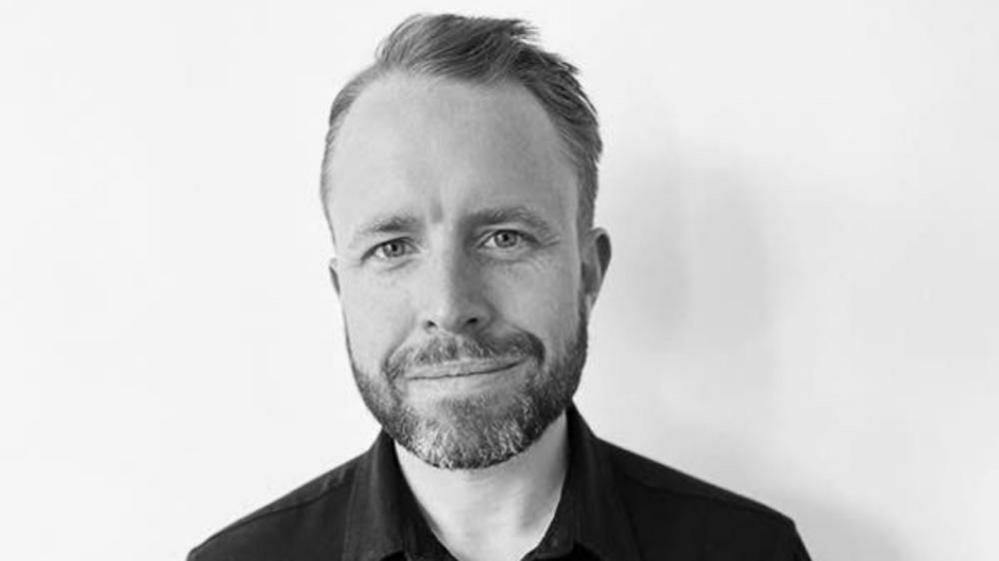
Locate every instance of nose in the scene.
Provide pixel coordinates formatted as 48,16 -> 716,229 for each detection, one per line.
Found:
418,248 -> 493,334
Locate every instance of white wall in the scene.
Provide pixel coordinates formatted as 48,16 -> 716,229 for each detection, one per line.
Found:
2,1 -> 996,559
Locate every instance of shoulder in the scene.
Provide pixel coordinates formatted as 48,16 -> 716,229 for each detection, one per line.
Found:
603,440 -> 809,559
605,439 -> 789,520
187,455 -> 361,561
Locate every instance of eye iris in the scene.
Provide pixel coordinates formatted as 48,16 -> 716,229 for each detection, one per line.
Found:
382,241 -> 404,257
495,231 -> 519,248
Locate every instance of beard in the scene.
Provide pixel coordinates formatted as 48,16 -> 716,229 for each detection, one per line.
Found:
347,308 -> 588,470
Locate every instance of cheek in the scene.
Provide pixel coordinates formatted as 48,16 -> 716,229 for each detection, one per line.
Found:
494,256 -> 582,343
340,275 -> 412,366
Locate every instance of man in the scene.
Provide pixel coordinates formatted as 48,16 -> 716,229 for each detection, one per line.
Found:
190,13 -> 811,561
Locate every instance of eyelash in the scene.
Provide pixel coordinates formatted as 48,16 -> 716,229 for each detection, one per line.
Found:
482,230 -> 531,250
369,239 -> 415,261
367,230 -> 535,262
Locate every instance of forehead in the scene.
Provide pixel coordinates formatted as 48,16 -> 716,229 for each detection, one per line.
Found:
324,74 -> 578,244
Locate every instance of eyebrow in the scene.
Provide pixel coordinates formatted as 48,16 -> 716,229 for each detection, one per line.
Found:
346,205 -> 559,251
347,213 -> 421,251
463,206 -> 558,239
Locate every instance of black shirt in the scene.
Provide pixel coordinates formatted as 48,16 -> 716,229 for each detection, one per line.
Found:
189,406 -> 811,560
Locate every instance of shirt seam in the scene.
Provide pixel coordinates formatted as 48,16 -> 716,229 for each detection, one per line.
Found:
616,468 -> 795,527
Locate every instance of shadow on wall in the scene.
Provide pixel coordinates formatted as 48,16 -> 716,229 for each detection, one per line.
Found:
793,495 -> 908,561
595,146 -> 905,561
660,413 -> 908,561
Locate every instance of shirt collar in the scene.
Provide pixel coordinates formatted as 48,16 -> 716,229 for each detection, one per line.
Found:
341,428 -> 404,561
341,427 -> 447,561
341,405 -> 641,561
547,405 -> 642,561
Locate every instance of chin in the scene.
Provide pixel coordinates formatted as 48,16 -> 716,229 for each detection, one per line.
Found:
405,394 -> 544,470
349,307 -> 589,470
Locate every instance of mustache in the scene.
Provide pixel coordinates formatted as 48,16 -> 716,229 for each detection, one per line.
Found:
385,331 -> 545,380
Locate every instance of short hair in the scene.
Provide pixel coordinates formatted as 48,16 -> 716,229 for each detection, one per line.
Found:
320,13 -> 602,237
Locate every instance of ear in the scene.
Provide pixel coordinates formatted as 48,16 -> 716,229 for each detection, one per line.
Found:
580,227 -> 612,313
328,257 -> 341,296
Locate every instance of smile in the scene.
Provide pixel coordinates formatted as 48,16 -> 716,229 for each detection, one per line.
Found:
407,358 -> 524,380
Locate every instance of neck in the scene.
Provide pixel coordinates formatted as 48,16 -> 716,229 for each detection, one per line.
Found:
394,413 -> 569,561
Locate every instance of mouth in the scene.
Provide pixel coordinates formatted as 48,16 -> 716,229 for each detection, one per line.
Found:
407,358 -> 524,380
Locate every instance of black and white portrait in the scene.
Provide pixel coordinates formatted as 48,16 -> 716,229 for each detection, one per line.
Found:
2,2 -> 996,561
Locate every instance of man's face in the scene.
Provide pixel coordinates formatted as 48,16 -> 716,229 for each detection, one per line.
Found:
324,74 -> 607,469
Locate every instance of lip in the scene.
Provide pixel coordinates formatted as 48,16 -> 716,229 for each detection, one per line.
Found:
407,358 -> 524,380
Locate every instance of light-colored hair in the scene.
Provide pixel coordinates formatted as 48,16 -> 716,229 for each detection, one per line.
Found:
319,13 -> 602,236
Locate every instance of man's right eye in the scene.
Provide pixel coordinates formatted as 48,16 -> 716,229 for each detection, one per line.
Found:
370,239 -> 414,261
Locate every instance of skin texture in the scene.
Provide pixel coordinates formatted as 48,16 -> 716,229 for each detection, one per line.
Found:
323,72 -> 611,559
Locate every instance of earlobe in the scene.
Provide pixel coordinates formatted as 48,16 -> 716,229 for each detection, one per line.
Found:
328,257 -> 341,295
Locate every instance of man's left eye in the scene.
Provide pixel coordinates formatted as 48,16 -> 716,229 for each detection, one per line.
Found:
484,230 -> 528,249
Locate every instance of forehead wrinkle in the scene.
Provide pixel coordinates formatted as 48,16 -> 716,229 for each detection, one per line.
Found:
328,75 -> 580,249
